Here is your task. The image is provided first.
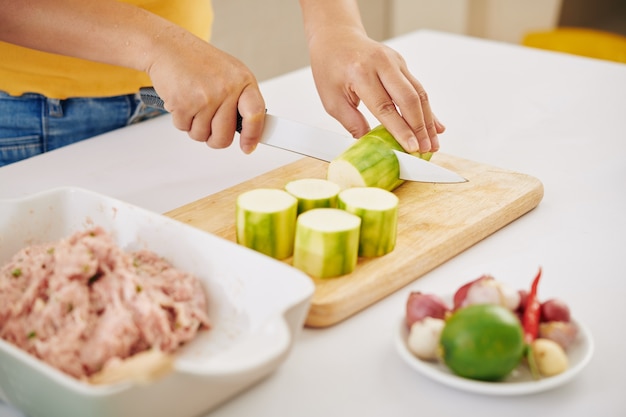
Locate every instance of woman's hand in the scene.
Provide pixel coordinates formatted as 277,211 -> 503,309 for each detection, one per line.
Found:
0,0 -> 267,154
307,27 -> 444,153
146,25 -> 266,154
300,0 -> 444,153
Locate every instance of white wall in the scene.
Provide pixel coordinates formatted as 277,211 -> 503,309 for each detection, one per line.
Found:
210,0 -> 309,82
466,0 -> 562,42
389,0 -> 562,42
210,0 -> 389,82
210,0 -> 563,82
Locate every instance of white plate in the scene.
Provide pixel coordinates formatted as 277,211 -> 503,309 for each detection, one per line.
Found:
395,300 -> 594,396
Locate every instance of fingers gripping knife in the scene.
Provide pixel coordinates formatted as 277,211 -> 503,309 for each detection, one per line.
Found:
139,87 -> 467,183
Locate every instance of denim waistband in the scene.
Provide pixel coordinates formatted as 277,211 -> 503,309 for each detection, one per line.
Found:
0,91 -> 143,117
0,90 -> 164,167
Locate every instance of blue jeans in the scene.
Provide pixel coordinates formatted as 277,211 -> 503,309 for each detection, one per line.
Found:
0,91 -> 166,167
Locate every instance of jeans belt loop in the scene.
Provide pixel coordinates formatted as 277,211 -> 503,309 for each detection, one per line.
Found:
47,98 -> 64,118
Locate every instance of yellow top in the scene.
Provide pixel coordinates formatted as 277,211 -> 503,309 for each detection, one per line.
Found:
0,0 -> 213,99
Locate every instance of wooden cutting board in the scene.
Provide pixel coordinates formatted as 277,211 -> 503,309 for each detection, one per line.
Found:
165,154 -> 543,328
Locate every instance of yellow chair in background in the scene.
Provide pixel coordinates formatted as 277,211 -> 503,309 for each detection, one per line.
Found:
523,27 -> 626,63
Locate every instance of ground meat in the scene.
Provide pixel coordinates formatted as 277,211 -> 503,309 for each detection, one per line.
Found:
0,227 -> 210,380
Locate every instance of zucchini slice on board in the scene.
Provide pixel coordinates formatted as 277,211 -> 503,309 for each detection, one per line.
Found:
285,178 -> 341,214
338,187 -> 399,257
293,208 -> 361,279
236,188 -> 297,260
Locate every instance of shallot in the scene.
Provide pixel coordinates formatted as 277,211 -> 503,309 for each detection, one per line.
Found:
541,298 -> 571,323
454,275 -> 521,311
531,338 -> 569,377
539,321 -> 578,350
405,292 -> 450,327
407,317 -> 445,361
452,275 -> 486,310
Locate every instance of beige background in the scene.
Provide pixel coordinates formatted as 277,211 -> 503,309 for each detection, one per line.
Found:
211,0 -> 624,82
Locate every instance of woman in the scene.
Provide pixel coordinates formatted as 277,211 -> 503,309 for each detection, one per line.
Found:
0,0 -> 444,167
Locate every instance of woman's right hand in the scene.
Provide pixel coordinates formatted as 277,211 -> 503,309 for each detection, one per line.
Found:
145,25 -> 266,154
0,1 -> 267,154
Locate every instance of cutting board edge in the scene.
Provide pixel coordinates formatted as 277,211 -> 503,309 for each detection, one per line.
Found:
164,154 -> 546,329
303,182 -> 545,328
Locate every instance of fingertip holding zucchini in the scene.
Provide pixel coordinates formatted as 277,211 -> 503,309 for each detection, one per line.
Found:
292,208 -> 361,279
327,125 -> 432,191
337,187 -> 399,257
285,178 -> 341,214
236,188 -> 298,260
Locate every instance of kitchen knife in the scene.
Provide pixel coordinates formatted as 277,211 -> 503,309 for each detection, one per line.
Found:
139,87 -> 467,183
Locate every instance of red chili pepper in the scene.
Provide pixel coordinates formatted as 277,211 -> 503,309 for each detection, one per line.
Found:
522,267 -> 542,345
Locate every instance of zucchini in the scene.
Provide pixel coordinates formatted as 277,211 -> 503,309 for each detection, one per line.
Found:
285,178 -> 341,214
366,124 -> 433,161
338,187 -> 399,257
327,125 -> 432,191
236,188 -> 298,260
292,208 -> 361,278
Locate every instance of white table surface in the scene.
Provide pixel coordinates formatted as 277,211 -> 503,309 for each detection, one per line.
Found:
1,30 -> 625,416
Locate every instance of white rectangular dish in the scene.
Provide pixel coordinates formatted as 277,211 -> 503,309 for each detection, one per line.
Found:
0,187 -> 314,417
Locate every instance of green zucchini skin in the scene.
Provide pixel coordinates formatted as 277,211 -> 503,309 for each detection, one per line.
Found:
236,189 -> 298,260
296,197 -> 336,215
292,208 -> 361,279
328,135 -> 402,191
285,178 -> 340,215
327,125 -> 433,192
365,125 -> 405,152
367,125 -> 433,161
338,187 -> 399,257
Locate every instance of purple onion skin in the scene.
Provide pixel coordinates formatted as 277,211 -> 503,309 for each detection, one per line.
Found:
406,292 -> 451,328
541,298 -> 571,323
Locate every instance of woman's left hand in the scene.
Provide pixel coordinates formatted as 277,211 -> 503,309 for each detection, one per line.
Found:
307,27 -> 444,153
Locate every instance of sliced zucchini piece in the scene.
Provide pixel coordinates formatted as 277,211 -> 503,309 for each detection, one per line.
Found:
285,178 -> 341,214
292,208 -> 361,278
236,188 -> 298,260
338,187 -> 399,257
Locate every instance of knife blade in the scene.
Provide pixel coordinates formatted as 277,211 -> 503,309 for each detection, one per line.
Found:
139,87 -> 467,183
